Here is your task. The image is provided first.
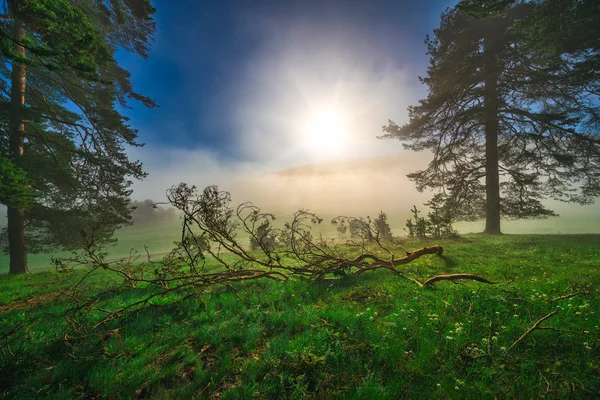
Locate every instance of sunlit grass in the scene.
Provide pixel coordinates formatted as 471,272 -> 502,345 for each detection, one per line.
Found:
1,235 -> 599,398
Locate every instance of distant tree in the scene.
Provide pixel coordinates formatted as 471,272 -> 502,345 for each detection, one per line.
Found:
381,0 -> 600,235
130,199 -> 177,226
348,217 -> 372,240
405,200 -> 457,239
405,205 -> 427,238
372,211 -> 393,241
332,214 -> 394,242
424,194 -> 458,238
334,219 -> 348,238
0,1 -> 157,273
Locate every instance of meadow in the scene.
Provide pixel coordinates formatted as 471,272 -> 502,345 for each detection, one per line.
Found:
1,234 -> 599,399
2,206 -> 599,274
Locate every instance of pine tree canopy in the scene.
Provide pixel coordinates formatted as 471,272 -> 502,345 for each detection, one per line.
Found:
0,0 -> 156,261
381,0 -> 600,231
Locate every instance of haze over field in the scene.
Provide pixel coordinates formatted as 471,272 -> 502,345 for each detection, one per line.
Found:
128,149 -> 600,235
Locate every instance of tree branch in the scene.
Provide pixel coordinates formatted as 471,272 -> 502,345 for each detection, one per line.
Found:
507,311 -> 558,352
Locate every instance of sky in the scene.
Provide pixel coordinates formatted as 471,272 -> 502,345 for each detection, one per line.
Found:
2,0 -> 598,233
118,0 -> 457,202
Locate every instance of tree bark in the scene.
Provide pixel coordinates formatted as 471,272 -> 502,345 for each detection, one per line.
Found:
8,14 -> 29,274
483,32 -> 502,235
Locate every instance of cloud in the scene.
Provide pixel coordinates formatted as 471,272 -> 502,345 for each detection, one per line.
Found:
126,3 -> 600,232
129,9 -> 432,215
192,4 -> 430,165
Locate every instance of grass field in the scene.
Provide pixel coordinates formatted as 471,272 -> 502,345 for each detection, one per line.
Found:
1,208 -> 600,274
1,234 -> 599,399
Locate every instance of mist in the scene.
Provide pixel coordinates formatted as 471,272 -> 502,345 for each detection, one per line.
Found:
128,3 -> 433,222
129,145 -> 600,235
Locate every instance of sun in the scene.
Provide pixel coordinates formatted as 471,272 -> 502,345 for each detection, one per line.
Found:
304,108 -> 348,152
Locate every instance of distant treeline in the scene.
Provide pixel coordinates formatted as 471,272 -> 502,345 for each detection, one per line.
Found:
130,200 -> 178,226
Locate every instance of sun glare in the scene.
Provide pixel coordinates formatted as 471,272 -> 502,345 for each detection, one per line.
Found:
304,108 -> 348,152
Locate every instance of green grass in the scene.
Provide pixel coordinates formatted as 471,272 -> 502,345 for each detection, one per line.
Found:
0,220 -> 183,274
1,234 -> 599,399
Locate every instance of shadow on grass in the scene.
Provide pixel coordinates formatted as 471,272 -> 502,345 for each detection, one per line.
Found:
439,255 -> 459,270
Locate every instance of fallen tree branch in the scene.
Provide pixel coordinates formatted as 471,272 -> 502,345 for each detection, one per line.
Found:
354,245 -> 443,267
421,273 -> 495,287
507,311 -> 558,352
548,289 -> 589,303
392,271 -> 495,287
55,184 -> 494,333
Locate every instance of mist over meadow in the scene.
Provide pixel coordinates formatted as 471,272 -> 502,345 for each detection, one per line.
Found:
130,148 -> 600,235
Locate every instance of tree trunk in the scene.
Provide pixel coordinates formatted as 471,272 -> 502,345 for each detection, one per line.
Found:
483,33 -> 502,235
8,15 -> 29,274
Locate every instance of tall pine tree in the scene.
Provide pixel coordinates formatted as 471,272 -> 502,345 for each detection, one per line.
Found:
0,0 -> 156,273
381,0 -> 600,234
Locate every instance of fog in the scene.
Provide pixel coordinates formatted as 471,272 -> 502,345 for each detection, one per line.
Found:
131,148 -> 429,214
124,22 -> 600,234
128,146 -> 600,235
129,9 -> 432,219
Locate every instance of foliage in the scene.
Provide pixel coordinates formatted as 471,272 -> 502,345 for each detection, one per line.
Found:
372,211 -> 393,241
514,0 -> 599,75
130,199 -> 177,226
0,0 -> 156,258
381,0 -> 600,231
332,212 -> 394,242
406,197 -> 458,239
1,234 -> 599,398
0,156 -> 33,208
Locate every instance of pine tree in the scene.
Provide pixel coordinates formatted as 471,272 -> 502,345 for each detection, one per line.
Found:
0,0 -> 156,273
373,211 -> 393,241
381,0 -> 600,234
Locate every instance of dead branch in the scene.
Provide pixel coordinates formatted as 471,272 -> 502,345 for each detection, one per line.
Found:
548,289 -> 589,303
0,322 -> 25,362
507,311 -> 558,352
54,184 -> 493,334
421,274 -> 495,287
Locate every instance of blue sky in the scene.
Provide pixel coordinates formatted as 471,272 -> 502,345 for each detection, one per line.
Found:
113,1 -> 600,230
120,0 -> 457,199
121,0 -> 454,157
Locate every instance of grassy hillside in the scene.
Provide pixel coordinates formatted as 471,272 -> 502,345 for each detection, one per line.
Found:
1,235 -> 599,399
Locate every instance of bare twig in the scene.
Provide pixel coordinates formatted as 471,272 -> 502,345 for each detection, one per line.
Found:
549,289 -> 589,303
507,311 -> 558,352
